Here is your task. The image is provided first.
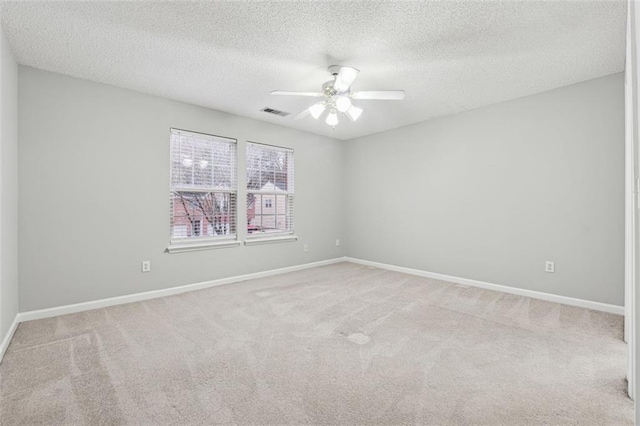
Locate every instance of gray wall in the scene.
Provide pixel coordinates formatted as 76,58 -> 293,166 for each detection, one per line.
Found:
344,74 -> 625,306
18,67 -> 345,312
0,26 -> 18,341
17,67 -> 625,311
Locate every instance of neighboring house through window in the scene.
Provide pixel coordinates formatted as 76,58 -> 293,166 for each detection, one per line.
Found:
192,219 -> 202,236
169,128 -> 237,245
246,142 -> 294,237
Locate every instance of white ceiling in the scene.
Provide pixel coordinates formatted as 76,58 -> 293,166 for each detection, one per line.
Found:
0,1 -> 627,140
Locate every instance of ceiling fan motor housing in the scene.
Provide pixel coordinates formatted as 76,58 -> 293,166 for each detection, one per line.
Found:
322,80 -> 345,97
327,65 -> 345,76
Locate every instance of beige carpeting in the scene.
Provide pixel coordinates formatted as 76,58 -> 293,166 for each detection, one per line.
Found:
0,262 -> 632,425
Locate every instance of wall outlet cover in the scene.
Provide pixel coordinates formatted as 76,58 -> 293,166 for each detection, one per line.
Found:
545,261 -> 555,273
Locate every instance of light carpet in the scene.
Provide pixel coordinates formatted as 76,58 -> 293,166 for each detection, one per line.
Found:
0,262 -> 632,425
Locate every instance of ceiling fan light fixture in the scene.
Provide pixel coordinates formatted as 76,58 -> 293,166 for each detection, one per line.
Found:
326,110 -> 339,126
346,105 -> 363,121
309,102 -> 326,119
271,65 -> 404,128
335,95 -> 352,113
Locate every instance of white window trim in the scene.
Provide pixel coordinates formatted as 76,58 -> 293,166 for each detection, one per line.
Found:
167,238 -> 242,254
169,128 -> 239,251
244,234 -> 299,246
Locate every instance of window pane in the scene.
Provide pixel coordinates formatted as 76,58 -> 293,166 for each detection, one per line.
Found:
264,171 -> 275,188
214,165 -> 232,189
247,193 -> 259,233
263,153 -> 276,171
276,195 -> 286,215
171,131 -> 234,189
261,215 -> 276,230
246,144 -> 292,191
171,191 -> 235,239
274,172 -> 287,191
172,224 -> 188,239
247,168 -> 260,190
171,138 -> 193,187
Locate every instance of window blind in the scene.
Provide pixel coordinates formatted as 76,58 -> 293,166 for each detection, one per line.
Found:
170,128 -> 237,242
246,142 -> 294,237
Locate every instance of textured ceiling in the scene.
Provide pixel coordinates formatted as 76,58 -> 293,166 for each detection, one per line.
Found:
0,1 -> 627,140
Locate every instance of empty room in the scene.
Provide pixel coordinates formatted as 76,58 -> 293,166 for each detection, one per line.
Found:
1,0 -> 639,424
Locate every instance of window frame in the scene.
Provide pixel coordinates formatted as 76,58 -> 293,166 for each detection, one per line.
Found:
168,128 -> 241,253
245,141 -> 297,245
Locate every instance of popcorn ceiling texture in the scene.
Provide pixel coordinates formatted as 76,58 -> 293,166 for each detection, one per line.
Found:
0,1 -> 626,140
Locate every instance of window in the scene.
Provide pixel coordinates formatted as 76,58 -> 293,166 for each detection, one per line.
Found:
246,142 -> 294,238
169,129 -> 237,249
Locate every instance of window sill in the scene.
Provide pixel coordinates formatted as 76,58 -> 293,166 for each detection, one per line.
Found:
167,239 -> 242,254
244,235 -> 299,246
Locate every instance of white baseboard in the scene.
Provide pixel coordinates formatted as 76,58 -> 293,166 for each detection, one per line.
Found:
0,315 -> 19,364
17,257 -> 348,323
344,257 -> 624,315
9,254 -> 623,350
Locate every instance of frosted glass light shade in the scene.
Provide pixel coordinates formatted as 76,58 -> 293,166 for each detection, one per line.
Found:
335,95 -> 352,112
326,110 -> 339,126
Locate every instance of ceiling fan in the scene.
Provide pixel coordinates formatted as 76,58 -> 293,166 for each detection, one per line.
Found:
271,65 -> 405,127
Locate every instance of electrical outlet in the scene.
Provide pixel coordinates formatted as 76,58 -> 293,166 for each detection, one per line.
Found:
303,244 -> 309,253
545,261 -> 554,273
142,261 -> 151,273
336,239 -> 341,247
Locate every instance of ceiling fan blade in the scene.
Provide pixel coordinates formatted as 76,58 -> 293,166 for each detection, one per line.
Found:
294,108 -> 311,120
333,66 -> 360,92
271,90 -> 323,97
294,102 -> 326,120
352,90 -> 406,100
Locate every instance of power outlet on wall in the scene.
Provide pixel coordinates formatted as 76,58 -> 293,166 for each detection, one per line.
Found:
336,239 -> 341,247
142,261 -> 151,273
545,261 -> 555,273
303,244 -> 309,253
